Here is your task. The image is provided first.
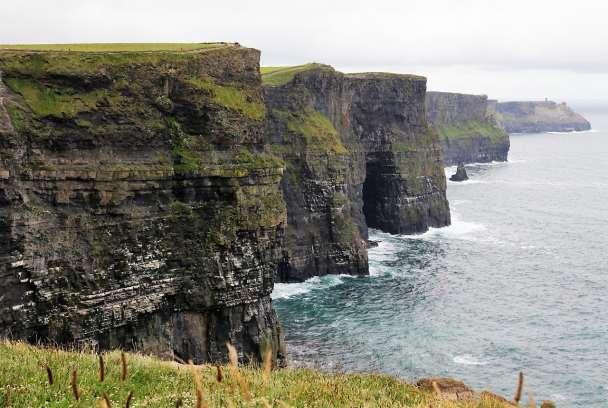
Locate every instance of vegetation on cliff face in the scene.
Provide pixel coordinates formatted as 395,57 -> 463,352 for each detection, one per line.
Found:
0,341 -> 517,408
283,107 -> 348,154
437,120 -> 508,143
186,76 -> 266,121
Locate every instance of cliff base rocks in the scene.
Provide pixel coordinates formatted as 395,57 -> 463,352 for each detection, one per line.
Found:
450,164 -> 469,182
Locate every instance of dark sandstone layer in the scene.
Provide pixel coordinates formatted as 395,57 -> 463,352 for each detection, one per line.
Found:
0,45 -> 287,365
264,65 -> 450,282
496,100 -> 591,133
426,92 -> 510,165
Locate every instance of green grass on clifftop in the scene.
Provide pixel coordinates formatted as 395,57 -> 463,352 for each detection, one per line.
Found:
0,341 -> 515,407
261,63 -> 332,86
0,43 -> 234,52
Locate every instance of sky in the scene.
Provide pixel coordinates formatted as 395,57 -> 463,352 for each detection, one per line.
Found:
1,0 -> 607,101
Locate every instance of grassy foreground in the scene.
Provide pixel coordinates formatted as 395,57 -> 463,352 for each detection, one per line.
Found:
0,341 -> 517,408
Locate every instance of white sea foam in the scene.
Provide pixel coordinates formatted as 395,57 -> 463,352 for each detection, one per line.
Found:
453,354 -> 488,366
447,178 -> 486,185
368,238 -> 399,262
546,129 -> 598,134
400,211 -> 486,241
271,274 -> 352,299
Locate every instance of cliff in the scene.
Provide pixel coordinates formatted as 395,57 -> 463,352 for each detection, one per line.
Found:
426,92 -> 510,165
264,65 -> 450,282
496,100 -> 591,133
0,44 -> 286,365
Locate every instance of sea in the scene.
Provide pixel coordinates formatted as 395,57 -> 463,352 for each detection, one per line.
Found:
272,103 -> 608,407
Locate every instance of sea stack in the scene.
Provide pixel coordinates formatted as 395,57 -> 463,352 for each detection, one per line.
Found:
450,164 -> 469,182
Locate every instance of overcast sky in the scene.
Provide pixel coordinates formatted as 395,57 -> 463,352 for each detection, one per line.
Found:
2,0 -> 607,101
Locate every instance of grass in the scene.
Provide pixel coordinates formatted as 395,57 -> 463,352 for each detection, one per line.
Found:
186,77 -> 266,121
0,43 -> 234,53
284,108 -> 348,154
437,120 -> 508,143
260,63 -> 331,86
0,341 -> 517,408
4,77 -> 108,118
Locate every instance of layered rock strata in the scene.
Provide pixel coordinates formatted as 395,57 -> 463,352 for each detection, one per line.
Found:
426,92 -> 510,165
0,44 -> 286,365
496,100 -> 591,133
264,65 -> 450,282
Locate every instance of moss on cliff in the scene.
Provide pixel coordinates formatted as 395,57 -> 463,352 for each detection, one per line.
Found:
437,120 -> 507,143
278,107 -> 347,154
4,77 -> 114,119
186,76 -> 266,121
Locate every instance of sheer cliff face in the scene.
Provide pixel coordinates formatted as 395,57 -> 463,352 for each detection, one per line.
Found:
264,67 -> 450,282
496,101 -> 591,133
0,45 -> 286,364
426,92 -> 510,165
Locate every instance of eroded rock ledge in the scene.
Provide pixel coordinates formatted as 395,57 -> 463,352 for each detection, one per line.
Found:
264,65 -> 451,282
426,92 -> 510,165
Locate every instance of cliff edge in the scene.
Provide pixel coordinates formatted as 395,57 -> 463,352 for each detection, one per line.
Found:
426,92 -> 510,165
496,100 -> 591,133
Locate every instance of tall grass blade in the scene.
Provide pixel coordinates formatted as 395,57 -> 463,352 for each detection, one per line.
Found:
514,371 -> 524,404
121,352 -> 128,382
99,354 -> 106,382
71,368 -> 80,401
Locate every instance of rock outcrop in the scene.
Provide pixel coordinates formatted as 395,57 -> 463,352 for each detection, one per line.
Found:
264,65 -> 450,282
496,100 -> 591,133
426,92 -> 510,165
449,164 -> 469,182
0,45 -> 286,365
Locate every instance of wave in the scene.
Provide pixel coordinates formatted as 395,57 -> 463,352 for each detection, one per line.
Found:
272,274 -> 353,299
402,212 -> 486,242
447,178 -> 486,185
546,129 -> 598,134
368,238 -> 399,262
453,354 -> 488,366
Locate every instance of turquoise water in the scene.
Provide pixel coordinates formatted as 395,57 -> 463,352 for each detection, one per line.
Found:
273,109 -> 608,407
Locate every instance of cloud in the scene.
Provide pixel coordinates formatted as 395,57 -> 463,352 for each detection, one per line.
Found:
1,0 -> 606,99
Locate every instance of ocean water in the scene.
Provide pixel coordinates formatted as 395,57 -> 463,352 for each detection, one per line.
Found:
272,108 -> 608,407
